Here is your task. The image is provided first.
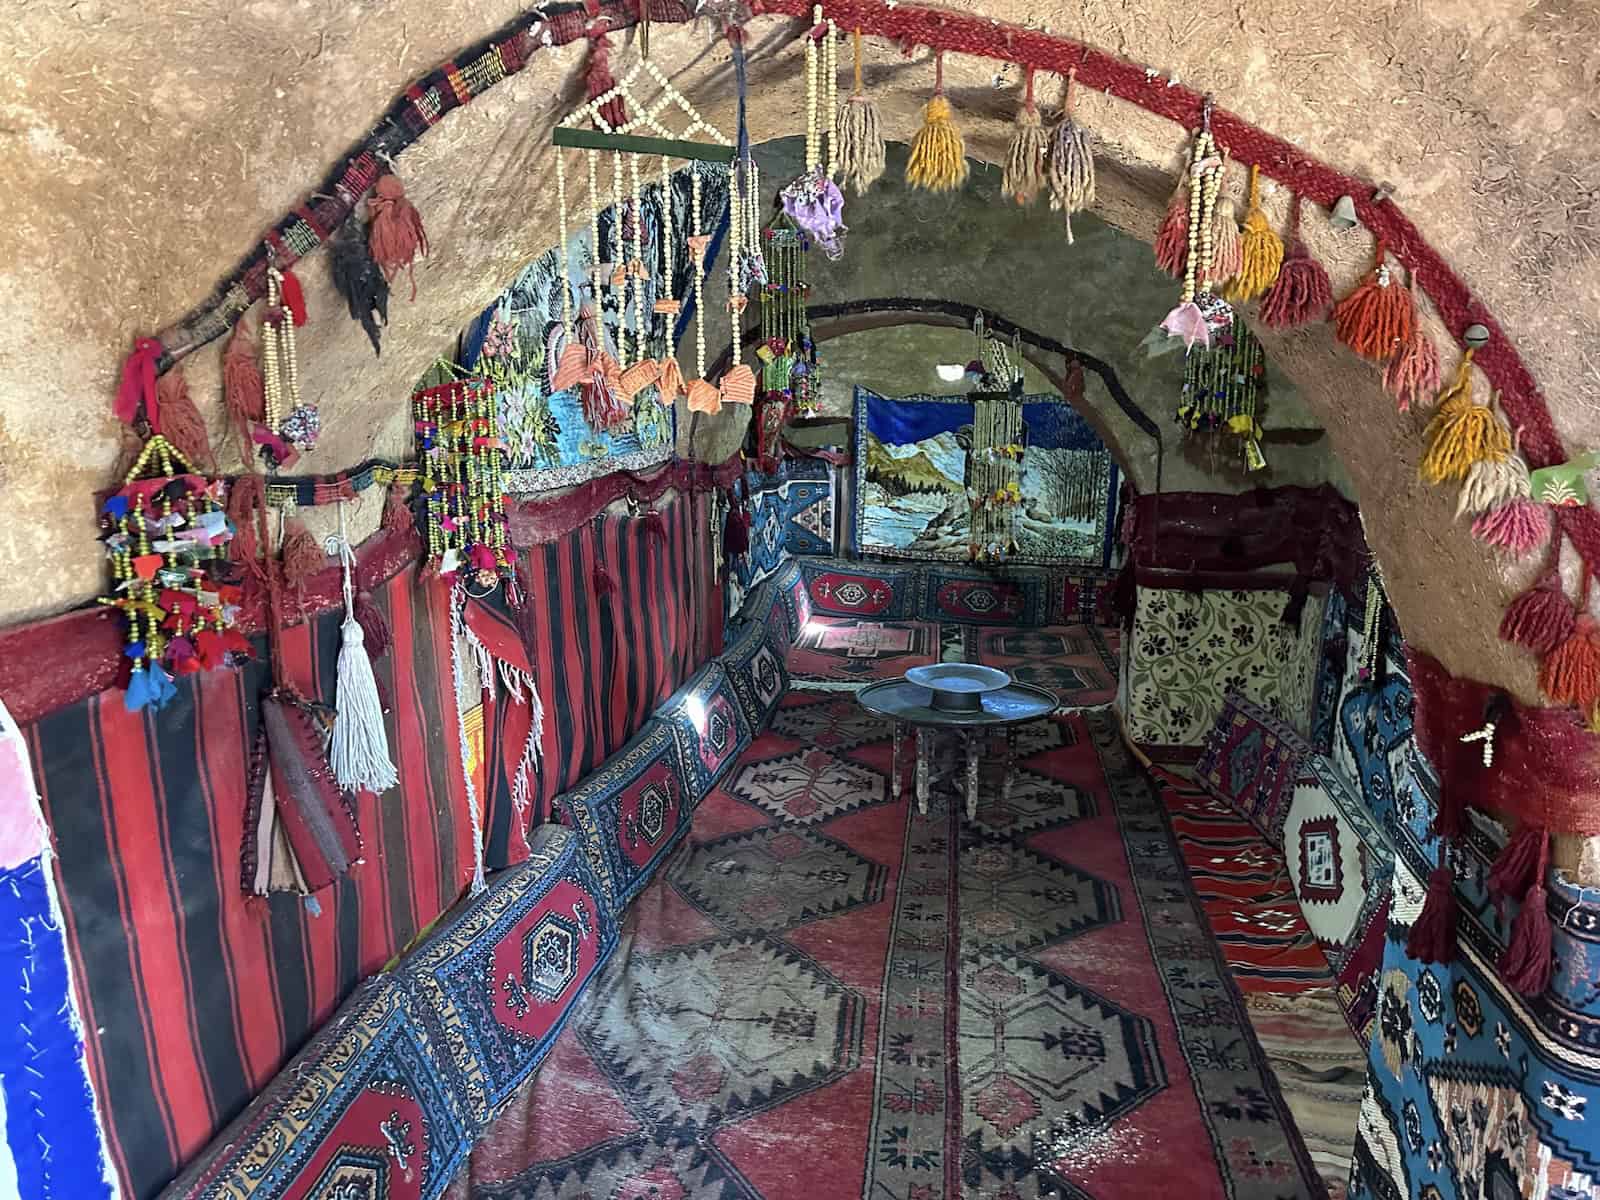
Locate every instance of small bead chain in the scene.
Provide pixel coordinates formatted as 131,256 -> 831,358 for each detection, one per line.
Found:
588,149 -> 602,298
805,6 -> 820,171
825,18 -> 838,179
1198,139 -> 1221,293
659,157 -> 674,354
556,145 -> 573,338
728,163 -> 742,366
610,150 -> 624,334
692,167 -> 706,378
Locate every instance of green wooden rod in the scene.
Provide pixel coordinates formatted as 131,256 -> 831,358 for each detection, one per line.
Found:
552,127 -> 735,162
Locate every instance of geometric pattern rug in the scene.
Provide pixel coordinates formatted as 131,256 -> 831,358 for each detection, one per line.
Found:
786,617 -> 942,688
963,624 -> 1120,709
448,703 -> 1328,1199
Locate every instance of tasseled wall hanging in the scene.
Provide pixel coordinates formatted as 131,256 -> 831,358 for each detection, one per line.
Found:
413,375 -> 514,591
905,51 -> 967,192
259,260 -> 317,467
1045,68 -> 1095,244
331,220 -> 390,356
223,323 -> 265,467
1419,350 -> 1512,485
1203,152 -> 1242,290
154,366 -> 216,475
1333,240 -> 1416,362
1153,175 -> 1190,278
1257,194 -> 1331,330
779,7 -> 845,259
835,28 -> 885,194
1003,68 -> 1047,206
758,221 -> 819,419
1150,106 -> 1229,353
367,170 -> 430,301
1381,266 -> 1439,411
1177,314 -> 1268,471
97,434 -> 248,712
1221,163 -> 1283,303
327,502 -> 398,795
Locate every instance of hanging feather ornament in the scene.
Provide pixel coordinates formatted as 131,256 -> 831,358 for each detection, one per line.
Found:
1258,194 -> 1332,330
1419,351 -> 1512,484
1002,67 -> 1047,206
1221,164 -> 1283,302
1333,240 -> 1416,361
835,28 -> 885,195
1045,68 -> 1095,243
906,52 -> 967,193
367,170 -> 430,301
1204,154 -> 1242,288
331,221 -> 390,356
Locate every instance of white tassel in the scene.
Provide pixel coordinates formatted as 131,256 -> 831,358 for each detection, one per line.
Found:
327,507 -> 397,794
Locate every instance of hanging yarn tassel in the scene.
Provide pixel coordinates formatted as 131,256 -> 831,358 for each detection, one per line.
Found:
155,367 -> 216,474
1487,823 -> 1546,906
1500,562 -> 1574,655
367,173 -> 430,301
1499,831 -> 1554,995
1333,241 -> 1416,361
1257,194 -> 1332,329
905,53 -> 967,193
1474,498 -> 1551,556
1539,583 -> 1600,709
1045,68 -> 1095,244
382,481 -> 414,536
327,508 -> 397,795
836,29 -> 885,194
585,25 -> 627,132
1221,164 -> 1283,302
223,324 -> 265,465
278,267 -> 308,327
1153,178 -> 1190,277
1420,354 -> 1511,484
592,562 -> 617,597
1002,67 -> 1047,206
1205,191 -> 1242,287
1457,452 -> 1531,518
353,591 -> 392,659
1384,325 -> 1442,413
281,518 -> 326,590
1405,862 -> 1458,964
331,222 -> 390,356
115,338 -> 164,428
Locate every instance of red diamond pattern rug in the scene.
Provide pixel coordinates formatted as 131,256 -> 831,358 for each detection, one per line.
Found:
446,701 -> 1328,1200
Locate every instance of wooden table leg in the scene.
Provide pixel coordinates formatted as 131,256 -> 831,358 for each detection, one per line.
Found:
890,720 -> 903,802
1003,726 -> 1019,803
965,731 -> 980,821
915,727 -> 930,816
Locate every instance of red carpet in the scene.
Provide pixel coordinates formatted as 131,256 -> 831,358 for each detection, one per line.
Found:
785,616 -> 941,688
1153,768 -> 1333,992
447,703 -> 1327,1200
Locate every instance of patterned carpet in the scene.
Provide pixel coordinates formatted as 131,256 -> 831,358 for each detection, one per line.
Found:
447,701 -> 1327,1199
786,616 -> 941,688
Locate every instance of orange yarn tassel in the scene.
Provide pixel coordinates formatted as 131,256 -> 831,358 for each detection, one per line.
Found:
155,367 -> 216,473
368,174 -> 430,301
1333,241 -> 1416,361
1384,324 -> 1442,412
281,518 -> 327,591
223,324 -> 265,465
1539,614 -> 1600,708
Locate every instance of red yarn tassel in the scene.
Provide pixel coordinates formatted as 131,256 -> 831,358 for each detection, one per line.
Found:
115,338 -> 163,427
1405,863 -> 1459,964
354,591 -> 392,660
1258,196 -> 1332,330
1538,613 -> 1600,708
1499,833 -> 1553,995
585,29 -> 627,131
1333,242 -> 1417,361
592,562 -> 617,597
1500,568 -> 1575,656
1152,179 -> 1189,277
368,175 -> 430,301
382,483 -> 414,535
1383,325 -> 1442,412
724,506 -> 750,557
278,267 -> 308,327
155,367 -> 216,473
224,324 -> 265,465
643,509 -> 668,541
281,519 -> 327,590
1488,824 -> 1546,905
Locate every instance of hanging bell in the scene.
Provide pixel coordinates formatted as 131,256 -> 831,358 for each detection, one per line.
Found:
1329,195 -> 1360,231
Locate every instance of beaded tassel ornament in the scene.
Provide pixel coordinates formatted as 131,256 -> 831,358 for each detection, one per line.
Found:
260,259 -> 319,465
780,7 -> 845,259
412,375 -> 513,592
759,221 -> 819,419
1150,105 -> 1228,353
1045,68 -> 1095,243
97,434 -> 248,712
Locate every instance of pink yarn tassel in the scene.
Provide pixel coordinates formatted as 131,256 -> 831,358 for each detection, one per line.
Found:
1384,327 -> 1442,413
1472,498 -> 1550,556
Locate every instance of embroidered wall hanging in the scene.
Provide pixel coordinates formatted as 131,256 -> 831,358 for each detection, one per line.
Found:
851,387 -> 1117,567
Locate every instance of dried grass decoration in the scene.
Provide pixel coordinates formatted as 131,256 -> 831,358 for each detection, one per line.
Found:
835,28 -> 885,194
1046,68 -> 1095,243
906,51 -> 967,193
1221,164 -> 1283,302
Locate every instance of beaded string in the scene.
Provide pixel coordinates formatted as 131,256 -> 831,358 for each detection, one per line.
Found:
588,149 -> 602,301
824,18 -> 838,179
610,149 -> 625,357
691,167 -> 706,378
728,163 -> 743,367
260,264 -> 300,436
628,152 -> 644,364
555,146 -> 574,339
805,6 -> 820,171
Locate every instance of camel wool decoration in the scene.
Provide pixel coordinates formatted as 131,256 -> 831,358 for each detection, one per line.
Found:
1045,68 -> 1095,243
835,29 -> 885,194
1152,176 -> 1190,277
1500,558 -> 1574,656
1257,194 -> 1331,329
367,171 -> 430,301
1203,154 -> 1242,287
1002,67 -> 1047,205
906,52 -> 967,192
1221,164 -> 1282,301
1419,350 -> 1511,484
1384,323 -> 1442,412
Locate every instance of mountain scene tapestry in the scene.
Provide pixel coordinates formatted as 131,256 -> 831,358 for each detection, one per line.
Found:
851,388 -> 1119,567
460,164 -> 730,492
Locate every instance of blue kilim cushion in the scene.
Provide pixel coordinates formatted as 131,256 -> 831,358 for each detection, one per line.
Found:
397,827 -> 619,1126
557,722 -> 693,909
723,619 -> 790,734
659,662 -> 754,799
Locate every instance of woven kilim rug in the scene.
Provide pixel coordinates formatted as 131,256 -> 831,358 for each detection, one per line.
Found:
785,616 -> 942,689
963,624 -> 1120,709
448,703 -> 1327,1199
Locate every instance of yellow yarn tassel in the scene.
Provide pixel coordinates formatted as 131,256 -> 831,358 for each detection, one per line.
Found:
1420,350 -> 1511,483
1223,164 -> 1284,302
906,55 -> 967,193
